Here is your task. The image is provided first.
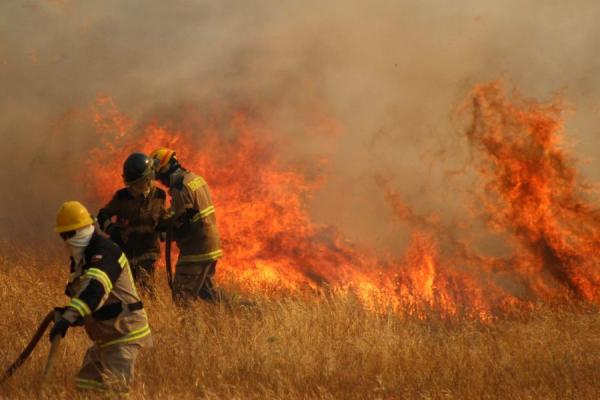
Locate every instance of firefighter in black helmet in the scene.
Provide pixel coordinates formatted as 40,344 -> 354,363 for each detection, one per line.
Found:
97,152 -> 167,294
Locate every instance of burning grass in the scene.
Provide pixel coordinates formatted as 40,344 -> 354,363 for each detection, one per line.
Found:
1,81 -> 599,398
0,249 -> 599,399
79,82 -> 600,322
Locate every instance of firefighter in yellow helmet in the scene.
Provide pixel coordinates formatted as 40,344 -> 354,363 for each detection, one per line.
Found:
97,152 -> 167,295
151,147 -> 223,304
51,201 -> 152,394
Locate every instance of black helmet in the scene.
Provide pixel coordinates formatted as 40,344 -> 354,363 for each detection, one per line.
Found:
122,152 -> 155,184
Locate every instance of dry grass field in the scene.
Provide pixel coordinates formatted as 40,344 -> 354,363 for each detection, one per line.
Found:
0,247 -> 599,399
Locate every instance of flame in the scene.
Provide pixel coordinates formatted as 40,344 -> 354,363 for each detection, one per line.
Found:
466,82 -> 600,303
81,81 -> 600,319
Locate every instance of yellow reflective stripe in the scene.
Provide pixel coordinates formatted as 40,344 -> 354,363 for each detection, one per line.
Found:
118,254 -> 128,269
69,298 -> 91,317
185,176 -> 206,192
190,212 -> 202,223
100,324 -> 151,348
84,268 -> 113,292
118,252 -> 140,298
199,205 -> 215,218
179,249 -> 223,263
190,205 -> 215,224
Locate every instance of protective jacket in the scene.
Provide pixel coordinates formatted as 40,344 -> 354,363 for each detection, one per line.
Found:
97,187 -> 166,264
62,232 -> 152,348
169,170 -> 222,265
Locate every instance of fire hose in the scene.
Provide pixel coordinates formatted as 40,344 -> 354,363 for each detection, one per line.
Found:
0,310 -> 61,385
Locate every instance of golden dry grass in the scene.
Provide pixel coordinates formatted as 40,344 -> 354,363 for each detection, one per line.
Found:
0,247 -> 599,399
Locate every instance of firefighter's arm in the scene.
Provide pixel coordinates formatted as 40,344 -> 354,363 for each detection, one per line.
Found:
97,195 -> 119,232
98,197 -> 127,247
155,193 -> 170,233
62,258 -> 122,321
160,188 -> 198,234
154,196 -> 170,240
156,209 -> 175,233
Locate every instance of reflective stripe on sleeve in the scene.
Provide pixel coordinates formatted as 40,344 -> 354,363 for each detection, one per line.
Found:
100,323 -> 151,348
199,205 -> 215,218
118,254 -> 129,269
178,249 -> 223,263
83,268 -> 113,292
68,297 -> 91,317
190,205 -> 215,223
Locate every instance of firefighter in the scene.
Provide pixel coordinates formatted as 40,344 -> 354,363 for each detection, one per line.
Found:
150,147 -> 223,304
50,200 -> 152,393
97,152 -> 167,295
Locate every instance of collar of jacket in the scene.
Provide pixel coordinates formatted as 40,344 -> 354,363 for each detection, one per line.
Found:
83,232 -> 103,260
169,168 -> 186,191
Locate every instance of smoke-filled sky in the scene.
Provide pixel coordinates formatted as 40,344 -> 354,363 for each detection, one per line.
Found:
1,0 -> 600,249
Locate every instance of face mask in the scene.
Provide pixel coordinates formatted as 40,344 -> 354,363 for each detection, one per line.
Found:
65,225 -> 95,263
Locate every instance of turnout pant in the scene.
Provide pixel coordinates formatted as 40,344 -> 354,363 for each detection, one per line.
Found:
75,343 -> 140,393
173,261 -> 218,304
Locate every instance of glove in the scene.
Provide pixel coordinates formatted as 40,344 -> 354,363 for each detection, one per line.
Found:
173,208 -> 200,240
54,307 -> 84,326
49,318 -> 71,342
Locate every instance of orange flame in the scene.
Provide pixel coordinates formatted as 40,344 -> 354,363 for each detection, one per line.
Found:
80,81 -> 600,319
466,82 -> 600,303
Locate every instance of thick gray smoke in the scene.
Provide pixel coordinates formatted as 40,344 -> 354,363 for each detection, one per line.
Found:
1,1 -> 599,250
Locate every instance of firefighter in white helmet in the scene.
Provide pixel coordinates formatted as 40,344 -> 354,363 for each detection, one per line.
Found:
50,201 -> 152,393
150,147 -> 223,304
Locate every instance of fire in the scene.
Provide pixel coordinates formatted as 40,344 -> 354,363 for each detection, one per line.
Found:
466,82 -> 600,303
81,81 -> 600,319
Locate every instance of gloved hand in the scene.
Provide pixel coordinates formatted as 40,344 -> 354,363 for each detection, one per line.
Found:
174,208 -> 199,240
55,306 -> 85,325
49,318 -> 71,342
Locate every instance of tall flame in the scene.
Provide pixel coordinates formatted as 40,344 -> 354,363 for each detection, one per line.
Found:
81,82 -> 600,318
466,82 -> 600,302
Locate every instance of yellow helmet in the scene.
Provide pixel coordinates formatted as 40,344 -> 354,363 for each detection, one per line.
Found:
150,147 -> 176,173
55,201 -> 94,233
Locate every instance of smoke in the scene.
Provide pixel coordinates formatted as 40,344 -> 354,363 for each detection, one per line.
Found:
1,0 -> 599,249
